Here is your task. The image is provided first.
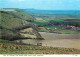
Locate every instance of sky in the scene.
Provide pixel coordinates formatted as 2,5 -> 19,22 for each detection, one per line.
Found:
0,0 -> 80,10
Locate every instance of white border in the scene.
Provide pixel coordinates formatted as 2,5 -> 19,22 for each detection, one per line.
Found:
0,54 -> 80,57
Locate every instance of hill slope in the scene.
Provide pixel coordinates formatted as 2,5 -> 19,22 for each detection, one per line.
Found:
0,9 -> 42,40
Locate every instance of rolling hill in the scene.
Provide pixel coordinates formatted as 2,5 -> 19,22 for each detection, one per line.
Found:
0,8 -> 43,40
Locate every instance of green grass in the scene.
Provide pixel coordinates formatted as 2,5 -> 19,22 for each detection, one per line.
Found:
42,17 -> 54,21
0,10 -> 31,29
0,39 -> 10,43
45,26 -> 58,29
50,19 -> 80,27
32,20 -> 48,26
0,40 -> 80,54
38,27 -> 49,32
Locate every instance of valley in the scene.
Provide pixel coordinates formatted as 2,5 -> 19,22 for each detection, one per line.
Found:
0,8 -> 80,54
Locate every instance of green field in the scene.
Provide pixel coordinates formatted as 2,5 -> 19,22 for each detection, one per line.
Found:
32,17 -> 80,33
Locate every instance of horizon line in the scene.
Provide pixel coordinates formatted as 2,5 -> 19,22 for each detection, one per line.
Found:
0,8 -> 80,11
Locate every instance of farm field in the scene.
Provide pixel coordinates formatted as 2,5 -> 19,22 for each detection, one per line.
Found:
32,17 -> 80,34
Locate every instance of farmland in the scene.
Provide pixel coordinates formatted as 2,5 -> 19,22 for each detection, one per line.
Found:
0,9 -> 80,54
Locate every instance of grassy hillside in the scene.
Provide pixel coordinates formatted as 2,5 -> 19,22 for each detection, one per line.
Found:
0,39 -> 80,54
0,10 -> 30,29
0,9 -> 42,40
